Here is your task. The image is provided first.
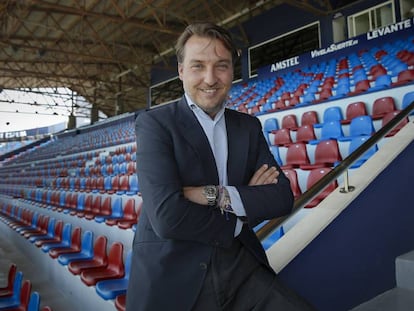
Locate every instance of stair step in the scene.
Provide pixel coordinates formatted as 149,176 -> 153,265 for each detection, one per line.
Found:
396,250 -> 414,290
350,287 -> 414,311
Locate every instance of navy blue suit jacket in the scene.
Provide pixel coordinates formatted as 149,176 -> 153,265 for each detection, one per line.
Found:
126,97 -> 294,311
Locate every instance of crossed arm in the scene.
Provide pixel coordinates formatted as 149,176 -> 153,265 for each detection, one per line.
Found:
183,164 -> 280,206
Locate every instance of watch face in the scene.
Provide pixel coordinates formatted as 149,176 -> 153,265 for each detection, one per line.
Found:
206,186 -> 216,196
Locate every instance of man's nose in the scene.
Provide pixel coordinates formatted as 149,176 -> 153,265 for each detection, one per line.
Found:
204,67 -> 217,85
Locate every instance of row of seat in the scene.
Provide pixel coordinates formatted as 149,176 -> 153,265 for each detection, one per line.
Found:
0,263 -> 52,311
228,36 -> 414,116
0,203 -> 129,311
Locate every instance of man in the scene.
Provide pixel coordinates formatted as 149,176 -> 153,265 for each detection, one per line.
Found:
126,22 -> 315,311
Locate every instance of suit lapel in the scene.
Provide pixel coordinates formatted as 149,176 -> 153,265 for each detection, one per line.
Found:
176,97 -> 219,184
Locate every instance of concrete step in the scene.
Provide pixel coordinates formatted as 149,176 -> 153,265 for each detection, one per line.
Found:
350,249 -> 414,311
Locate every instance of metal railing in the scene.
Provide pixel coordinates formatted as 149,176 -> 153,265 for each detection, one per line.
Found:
257,99 -> 414,242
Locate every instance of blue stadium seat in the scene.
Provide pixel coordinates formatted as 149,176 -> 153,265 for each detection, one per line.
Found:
347,136 -> 378,169
58,231 -> 94,266
40,222 -> 72,252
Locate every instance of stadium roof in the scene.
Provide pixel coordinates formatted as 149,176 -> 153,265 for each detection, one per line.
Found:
0,0 -> 356,118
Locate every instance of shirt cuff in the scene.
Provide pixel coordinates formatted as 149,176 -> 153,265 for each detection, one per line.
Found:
226,186 -> 246,217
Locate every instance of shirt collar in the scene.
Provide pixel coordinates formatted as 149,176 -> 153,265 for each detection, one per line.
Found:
185,93 -> 225,122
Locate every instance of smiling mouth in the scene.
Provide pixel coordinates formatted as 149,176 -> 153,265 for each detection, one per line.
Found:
200,88 -> 220,93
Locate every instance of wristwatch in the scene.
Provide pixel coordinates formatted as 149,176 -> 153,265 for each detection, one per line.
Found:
203,185 -> 218,206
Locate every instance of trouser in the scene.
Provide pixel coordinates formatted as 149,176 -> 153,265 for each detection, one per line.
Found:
191,239 -> 316,311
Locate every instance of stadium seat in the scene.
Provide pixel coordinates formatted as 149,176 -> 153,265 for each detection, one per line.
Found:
371,96 -> 396,120
36,222 -> 70,250
0,264 -> 17,298
27,291 -> 41,311
310,120 -> 345,144
305,168 -> 338,208
115,293 -> 126,311
80,242 -> 124,286
126,175 -> 139,195
281,142 -> 310,169
341,102 -> 367,124
117,199 -> 140,230
341,115 -> 375,141
273,128 -> 293,146
95,250 -> 132,300
381,110 -> 409,137
22,216 -> 50,239
96,196 -> 122,223
314,106 -> 343,128
295,124 -> 316,143
68,235 -> 108,275
47,226 -> 81,257
0,271 -> 23,306
270,145 -> 283,166
300,110 -> 319,126
0,279 -> 31,310
347,136 -> 378,169
300,139 -> 342,170
32,220 -> 64,247
281,114 -> 299,130
57,231 -> 94,265
282,169 -> 302,199
392,69 -> 414,86
369,74 -> 392,91
401,91 -> 414,116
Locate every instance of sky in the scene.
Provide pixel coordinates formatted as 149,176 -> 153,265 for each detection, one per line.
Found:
0,88 -> 92,133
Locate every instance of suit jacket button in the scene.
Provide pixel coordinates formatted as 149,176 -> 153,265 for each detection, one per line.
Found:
200,262 -> 208,270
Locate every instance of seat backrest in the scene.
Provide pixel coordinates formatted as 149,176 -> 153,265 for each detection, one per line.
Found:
313,139 -> 342,165
345,102 -> 367,121
283,169 -> 302,198
11,271 -> 23,300
100,196 -> 112,216
107,242 -> 125,275
111,197 -> 124,218
124,250 -> 132,280
281,114 -> 298,130
381,110 -> 409,136
80,231 -> 94,256
349,115 -> 375,137
70,227 -> 82,249
296,125 -> 316,143
372,96 -> 396,118
61,223 -> 72,244
93,235 -> 108,264
18,280 -> 32,309
27,291 -> 40,311
285,143 -> 310,167
273,128 -> 292,146
123,199 -> 137,221
306,168 -> 338,196
2,263 -> 17,294
301,110 -> 319,126
263,118 -> 279,133
322,106 -> 343,123
320,120 -> 344,140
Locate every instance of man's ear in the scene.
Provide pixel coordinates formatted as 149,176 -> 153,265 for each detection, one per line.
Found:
178,63 -> 183,81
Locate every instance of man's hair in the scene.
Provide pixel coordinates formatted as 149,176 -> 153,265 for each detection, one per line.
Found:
175,22 -> 240,64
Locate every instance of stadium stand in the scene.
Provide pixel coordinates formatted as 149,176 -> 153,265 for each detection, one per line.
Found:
0,4 -> 414,311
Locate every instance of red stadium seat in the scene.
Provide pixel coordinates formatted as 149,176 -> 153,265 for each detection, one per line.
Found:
300,140 -> 342,170
305,168 -> 338,208
0,264 -> 17,297
371,96 -> 396,120
115,293 -> 126,311
117,199 -> 141,230
281,143 -> 310,169
68,235 -> 108,275
281,114 -> 299,130
341,102 -> 367,124
382,110 -> 409,137
48,227 -> 82,258
283,169 -> 302,199
80,242 -> 124,286
300,110 -> 319,126
295,125 -> 316,144
0,279 -> 31,310
273,128 -> 293,147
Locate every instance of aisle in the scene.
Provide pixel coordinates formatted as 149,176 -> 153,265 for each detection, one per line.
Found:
0,228 -> 77,311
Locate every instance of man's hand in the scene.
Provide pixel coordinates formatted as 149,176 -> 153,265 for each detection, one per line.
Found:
249,164 -> 279,186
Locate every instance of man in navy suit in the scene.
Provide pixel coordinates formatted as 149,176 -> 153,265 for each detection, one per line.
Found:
126,22 -> 315,311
